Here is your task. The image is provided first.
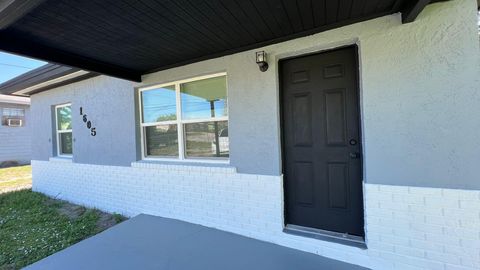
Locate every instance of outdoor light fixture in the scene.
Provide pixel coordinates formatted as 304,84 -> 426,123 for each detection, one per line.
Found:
255,51 -> 268,72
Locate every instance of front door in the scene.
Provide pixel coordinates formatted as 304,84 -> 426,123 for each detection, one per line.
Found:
281,46 -> 364,236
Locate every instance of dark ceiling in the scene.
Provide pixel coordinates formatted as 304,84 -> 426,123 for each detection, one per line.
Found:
0,0 -> 434,82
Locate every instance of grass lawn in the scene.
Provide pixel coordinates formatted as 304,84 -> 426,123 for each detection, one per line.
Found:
0,165 -> 32,193
0,190 -> 126,269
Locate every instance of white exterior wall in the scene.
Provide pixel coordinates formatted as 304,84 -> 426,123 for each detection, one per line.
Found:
33,160 -> 480,270
30,1 -> 480,269
0,103 -> 31,164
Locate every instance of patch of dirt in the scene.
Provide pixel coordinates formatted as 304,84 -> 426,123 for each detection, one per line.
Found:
95,213 -> 119,232
57,204 -> 87,220
48,198 -> 126,231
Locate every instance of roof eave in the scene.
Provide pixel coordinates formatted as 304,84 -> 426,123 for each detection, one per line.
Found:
0,94 -> 30,105
0,63 -> 98,96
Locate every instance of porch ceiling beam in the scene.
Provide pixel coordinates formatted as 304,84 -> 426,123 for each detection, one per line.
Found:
0,0 -> 46,30
0,33 -> 142,82
402,0 -> 431,23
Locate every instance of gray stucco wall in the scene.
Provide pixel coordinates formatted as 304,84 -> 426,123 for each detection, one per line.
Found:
139,58 -> 282,175
142,0 -> 480,189
30,0 -> 480,189
30,76 -> 137,166
0,102 -> 31,164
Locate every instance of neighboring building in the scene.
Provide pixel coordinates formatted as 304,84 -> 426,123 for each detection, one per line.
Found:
0,1 -> 479,269
0,94 -> 31,166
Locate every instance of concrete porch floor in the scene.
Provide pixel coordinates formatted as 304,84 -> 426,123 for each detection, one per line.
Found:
25,214 -> 368,270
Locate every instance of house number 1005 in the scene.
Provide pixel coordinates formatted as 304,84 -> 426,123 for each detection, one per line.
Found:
79,107 -> 97,136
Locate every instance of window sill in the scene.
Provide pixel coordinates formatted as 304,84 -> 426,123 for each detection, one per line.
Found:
131,160 -> 236,174
142,157 -> 229,164
49,157 -> 73,163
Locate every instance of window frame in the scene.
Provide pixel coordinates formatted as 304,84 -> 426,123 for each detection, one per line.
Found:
138,72 -> 229,163
55,103 -> 73,158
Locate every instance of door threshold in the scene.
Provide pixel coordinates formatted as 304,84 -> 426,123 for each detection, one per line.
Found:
283,224 -> 367,249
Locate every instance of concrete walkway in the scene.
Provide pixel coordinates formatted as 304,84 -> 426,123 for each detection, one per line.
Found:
25,214 -> 368,270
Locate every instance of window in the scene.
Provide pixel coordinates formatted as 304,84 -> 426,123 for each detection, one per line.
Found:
55,104 -> 73,157
1,108 -> 25,126
140,73 -> 229,161
2,108 -> 25,117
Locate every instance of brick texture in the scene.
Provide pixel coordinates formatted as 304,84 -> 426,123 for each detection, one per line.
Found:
365,184 -> 480,270
32,160 -> 480,269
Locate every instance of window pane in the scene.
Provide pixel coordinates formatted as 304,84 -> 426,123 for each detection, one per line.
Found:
3,108 -> 25,117
59,132 -> 73,155
184,121 -> 229,158
142,85 -> 176,123
145,124 -> 178,156
181,76 -> 227,120
56,106 -> 72,130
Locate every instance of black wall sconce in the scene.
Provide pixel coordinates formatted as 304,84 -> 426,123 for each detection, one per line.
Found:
256,51 -> 268,72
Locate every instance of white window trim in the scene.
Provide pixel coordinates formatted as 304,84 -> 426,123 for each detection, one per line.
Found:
138,72 -> 229,164
55,103 -> 73,158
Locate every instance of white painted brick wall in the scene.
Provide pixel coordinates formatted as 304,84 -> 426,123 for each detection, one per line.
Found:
365,184 -> 480,270
32,160 -> 480,270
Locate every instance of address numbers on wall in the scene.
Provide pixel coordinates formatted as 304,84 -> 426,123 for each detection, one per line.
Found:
79,107 -> 97,136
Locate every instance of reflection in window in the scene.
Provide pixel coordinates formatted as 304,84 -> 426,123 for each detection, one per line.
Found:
145,124 -> 178,156
141,85 -> 176,123
181,76 -> 227,120
55,104 -> 73,156
59,132 -> 73,155
56,105 -> 72,130
140,74 -> 228,160
2,108 -> 25,117
184,121 -> 229,158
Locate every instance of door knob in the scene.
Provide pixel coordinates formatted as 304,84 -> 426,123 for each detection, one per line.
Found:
350,152 -> 361,159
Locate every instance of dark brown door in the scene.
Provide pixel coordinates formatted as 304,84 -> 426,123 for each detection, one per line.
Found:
281,46 -> 364,236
